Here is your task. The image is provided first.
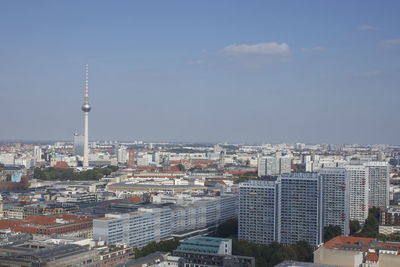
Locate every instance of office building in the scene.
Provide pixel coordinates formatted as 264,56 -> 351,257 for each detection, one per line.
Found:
365,162 -> 389,209
345,164 -> 369,223
319,168 -> 350,235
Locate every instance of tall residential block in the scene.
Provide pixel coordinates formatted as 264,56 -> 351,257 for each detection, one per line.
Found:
73,133 -> 84,156
238,180 -> 279,245
365,162 -> 389,209
239,173 -> 323,247
319,168 -> 350,235
345,164 -> 369,223
258,156 -> 292,177
279,172 -> 323,246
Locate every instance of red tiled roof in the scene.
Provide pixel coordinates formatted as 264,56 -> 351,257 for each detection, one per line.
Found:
127,196 -> 143,202
366,252 -> 379,262
324,236 -> 376,249
54,161 -> 69,168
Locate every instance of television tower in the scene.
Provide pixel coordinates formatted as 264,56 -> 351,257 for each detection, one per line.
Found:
82,64 -> 91,168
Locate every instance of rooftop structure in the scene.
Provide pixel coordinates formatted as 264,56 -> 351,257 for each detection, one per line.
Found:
177,236 -> 231,255
0,214 -> 94,238
0,241 -> 100,266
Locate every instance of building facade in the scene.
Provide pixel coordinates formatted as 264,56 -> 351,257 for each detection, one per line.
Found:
238,180 -> 279,245
279,172 -> 323,246
93,195 -> 238,248
257,156 -> 292,177
319,168 -> 350,236
73,133 -> 84,156
239,173 -> 323,247
366,162 -> 389,209
345,164 -> 369,223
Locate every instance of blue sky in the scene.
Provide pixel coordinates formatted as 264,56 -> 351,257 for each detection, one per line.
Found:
1,0 -> 400,144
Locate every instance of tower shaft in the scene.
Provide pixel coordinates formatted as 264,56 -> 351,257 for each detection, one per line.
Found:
83,112 -> 89,168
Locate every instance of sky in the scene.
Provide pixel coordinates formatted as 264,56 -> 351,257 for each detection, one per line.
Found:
1,0 -> 400,144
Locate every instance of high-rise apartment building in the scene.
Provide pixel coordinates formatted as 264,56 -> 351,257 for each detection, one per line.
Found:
279,172 -> 323,246
319,168 -> 350,235
239,173 -> 323,247
279,156 -> 293,175
73,133 -> 84,156
238,180 -> 279,245
258,157 -> 279,176
127,150 -> 136,168
117,146 -> 128,164
365,162 -> 389,209
33,146 -> 42,161
345,165 -> 369,223
257,156 -> 292,177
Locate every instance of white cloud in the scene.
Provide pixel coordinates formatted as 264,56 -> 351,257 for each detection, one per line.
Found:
358,25 -> 380,31
302,46 -> 327,52
381,39 -> 400,47
223,42 -> 290,55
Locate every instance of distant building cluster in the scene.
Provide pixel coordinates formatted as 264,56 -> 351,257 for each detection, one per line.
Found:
1,139 -> 400,266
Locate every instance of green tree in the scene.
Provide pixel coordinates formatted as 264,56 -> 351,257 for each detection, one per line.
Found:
324,225 -> 342,242
355,215 -> 379,238
350,220 -> 361,235
176,164 -> 185,171
231,239 -> 314,266
291,240 -> 313,262
269,246 -> 297,266
369,207 -> 381,222
214,219 -> 238,238
134,239 -> 180,259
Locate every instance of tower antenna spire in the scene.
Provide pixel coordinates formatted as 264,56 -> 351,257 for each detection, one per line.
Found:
84,64 -> 89,104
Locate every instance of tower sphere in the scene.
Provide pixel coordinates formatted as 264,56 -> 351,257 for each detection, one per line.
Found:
82,103 -> 91,112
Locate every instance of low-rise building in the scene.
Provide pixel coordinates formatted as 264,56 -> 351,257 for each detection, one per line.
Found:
314,236 -> 400,267
93,195 -> 237,248
0,214 -> 94,238
379,207 -> 400,235
0,241 -> 101,267
173,236 -> 255,267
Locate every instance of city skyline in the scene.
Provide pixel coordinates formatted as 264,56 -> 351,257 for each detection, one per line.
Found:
1,1 -> 400,144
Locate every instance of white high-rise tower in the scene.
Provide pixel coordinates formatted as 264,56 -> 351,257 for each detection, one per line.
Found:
82,64 -> 91,168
